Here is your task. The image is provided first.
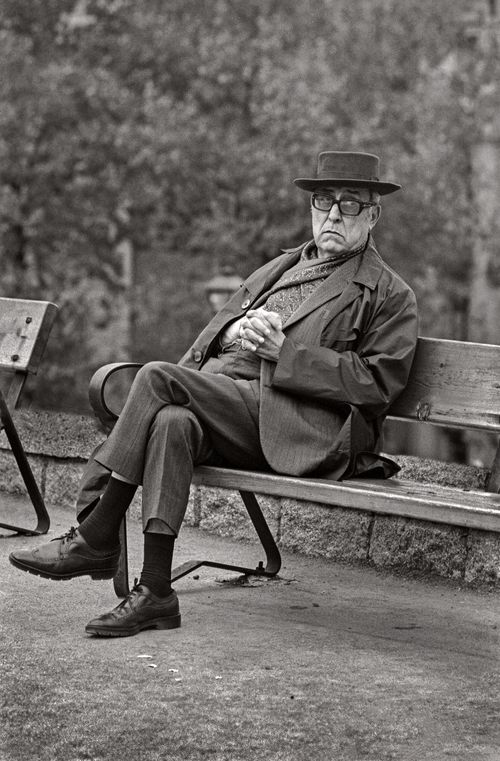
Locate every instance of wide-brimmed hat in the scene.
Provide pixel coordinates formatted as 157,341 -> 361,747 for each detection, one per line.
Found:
294,151 -> 401,195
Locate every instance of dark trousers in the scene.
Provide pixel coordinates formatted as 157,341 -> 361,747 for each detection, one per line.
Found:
78,362 -> 267,535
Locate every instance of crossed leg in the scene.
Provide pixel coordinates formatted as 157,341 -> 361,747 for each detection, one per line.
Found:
10,361 -> 268,637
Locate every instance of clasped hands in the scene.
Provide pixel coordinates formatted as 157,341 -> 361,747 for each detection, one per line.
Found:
222,308 -> 285,362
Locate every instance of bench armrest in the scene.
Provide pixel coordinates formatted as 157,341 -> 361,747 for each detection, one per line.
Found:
88,362 -> 144,431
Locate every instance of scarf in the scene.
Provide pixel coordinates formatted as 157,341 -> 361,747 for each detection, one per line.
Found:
255,238 -> 367,326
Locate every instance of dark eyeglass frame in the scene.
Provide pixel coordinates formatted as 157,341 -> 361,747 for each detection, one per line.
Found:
311,193 -> 376,216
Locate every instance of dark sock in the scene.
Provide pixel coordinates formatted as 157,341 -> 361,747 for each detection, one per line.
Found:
78,477 -> 137,551
139,532 -> 175,597
77,497 -> 100,525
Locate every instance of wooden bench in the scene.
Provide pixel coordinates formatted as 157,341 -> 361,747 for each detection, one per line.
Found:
89,336 -> 500,597
0,297 -> 58,535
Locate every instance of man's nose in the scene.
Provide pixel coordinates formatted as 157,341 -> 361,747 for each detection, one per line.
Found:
327,201 -> 342,222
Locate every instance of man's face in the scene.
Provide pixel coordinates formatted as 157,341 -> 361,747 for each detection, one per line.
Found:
311,185 -> 380,258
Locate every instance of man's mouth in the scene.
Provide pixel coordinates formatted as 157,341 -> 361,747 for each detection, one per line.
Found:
323,230 -> 343,238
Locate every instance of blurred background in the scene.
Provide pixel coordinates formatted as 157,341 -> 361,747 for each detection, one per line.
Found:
1,0 -> 499,464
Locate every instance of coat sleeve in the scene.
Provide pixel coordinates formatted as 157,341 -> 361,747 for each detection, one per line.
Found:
268,281 -> 418,419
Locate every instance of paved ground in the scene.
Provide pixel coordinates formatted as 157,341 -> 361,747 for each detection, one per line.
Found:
1,494 -> 500,761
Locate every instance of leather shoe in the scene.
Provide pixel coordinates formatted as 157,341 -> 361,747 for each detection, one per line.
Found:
9,527 -> 120,581
85,583 -> 181,637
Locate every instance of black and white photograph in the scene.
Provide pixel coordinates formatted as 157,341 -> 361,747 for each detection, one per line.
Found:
1,1 -> 499,759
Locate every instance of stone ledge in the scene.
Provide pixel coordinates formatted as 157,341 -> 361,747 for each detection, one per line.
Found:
0,409 -> 497,586
0,409 -> 105,459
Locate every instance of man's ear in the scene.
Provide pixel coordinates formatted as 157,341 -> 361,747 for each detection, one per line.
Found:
369,204 -> 381,229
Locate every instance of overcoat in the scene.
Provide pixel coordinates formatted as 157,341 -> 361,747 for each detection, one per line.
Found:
179,237 -> 418,479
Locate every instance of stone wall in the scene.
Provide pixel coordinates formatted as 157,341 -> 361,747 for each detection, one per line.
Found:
1,409 -> 499,586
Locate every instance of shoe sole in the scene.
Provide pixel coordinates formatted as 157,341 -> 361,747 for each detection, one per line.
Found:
8,554 -> 117,581
85,614 -> 181,637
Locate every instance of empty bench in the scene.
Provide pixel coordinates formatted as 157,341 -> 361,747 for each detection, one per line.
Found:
89,336 -> 500,597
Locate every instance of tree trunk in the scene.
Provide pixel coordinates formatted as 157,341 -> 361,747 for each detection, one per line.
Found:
466,7 -> 500,468
459,2 -> 500,344
468,139 -> 500,345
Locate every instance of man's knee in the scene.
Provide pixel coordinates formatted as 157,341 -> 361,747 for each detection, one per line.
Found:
131,361 -> 191,405
151,404 -> 198,432
134,361 -> 173,385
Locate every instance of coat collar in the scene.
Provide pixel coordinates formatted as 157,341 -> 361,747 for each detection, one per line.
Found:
279,236 -> 385,329
351,236 -> 385,291
281,236 -> 383,288
239,236 -> 385,332
243,247 -> 303,299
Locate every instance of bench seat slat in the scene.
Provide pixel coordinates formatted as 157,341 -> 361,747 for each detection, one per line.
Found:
193,466 -> 500,533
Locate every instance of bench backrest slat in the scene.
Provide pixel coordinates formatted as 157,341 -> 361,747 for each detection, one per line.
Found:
0,297 -> 58,409
387,336 -> 500,432
0,298 -> 58,375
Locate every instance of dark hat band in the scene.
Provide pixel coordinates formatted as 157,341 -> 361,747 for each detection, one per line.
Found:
317,169 -> 380,182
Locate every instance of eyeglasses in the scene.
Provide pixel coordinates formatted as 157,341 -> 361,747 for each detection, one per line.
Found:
311,193 -> 376,216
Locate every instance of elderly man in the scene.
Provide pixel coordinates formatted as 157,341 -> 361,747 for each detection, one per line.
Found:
10,151 -> 418,637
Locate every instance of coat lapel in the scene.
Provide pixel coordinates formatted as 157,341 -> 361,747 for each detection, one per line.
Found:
243,248 -> 303,302
283,242 -> 384,330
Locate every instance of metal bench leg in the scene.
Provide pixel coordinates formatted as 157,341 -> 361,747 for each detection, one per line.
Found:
238,490 -> 282,574
487,439 -> 500,493
113,490 -> 282,597
0,390 -> 50,536
113,518 -> 130,597
169,489 -> 282,584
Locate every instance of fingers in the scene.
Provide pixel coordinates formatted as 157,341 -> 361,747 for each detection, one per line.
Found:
240,338 -> 254,352
245,309 -> 282,333
239,323 -> 265,351
240,316 -> 269,346
239,310 -> 283,354
260,311 -> 282,331
247,318 -> 271,339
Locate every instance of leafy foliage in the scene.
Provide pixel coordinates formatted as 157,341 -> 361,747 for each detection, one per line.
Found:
0,0 -> 492,410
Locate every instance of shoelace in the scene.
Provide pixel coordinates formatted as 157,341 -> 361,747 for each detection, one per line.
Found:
115,579 -> 143,612
50,526 -> 78,544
